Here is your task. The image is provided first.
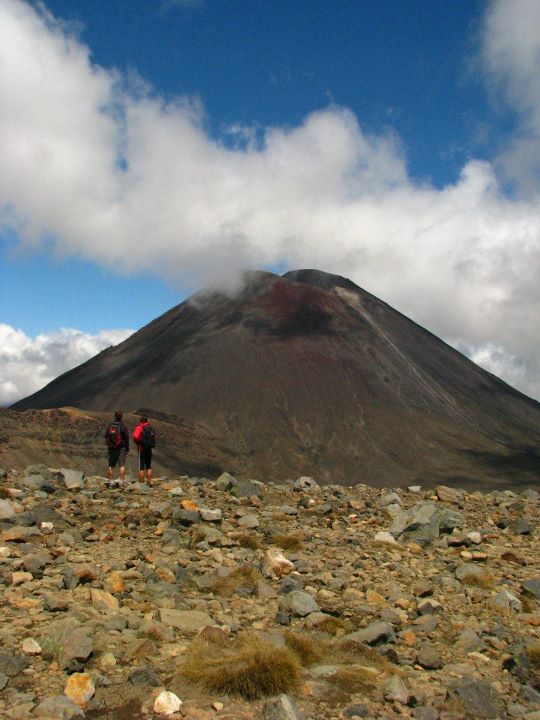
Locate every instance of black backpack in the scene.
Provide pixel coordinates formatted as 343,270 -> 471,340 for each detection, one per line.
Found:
106,422 -> 123,449
140,425 -> 156,449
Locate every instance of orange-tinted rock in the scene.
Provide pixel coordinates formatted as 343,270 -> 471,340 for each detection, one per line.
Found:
104,571 -> 125,594
90,588 -> 119,614
181,499 -> 199,511
64,672 -> 95,706
402,630 -> 417,646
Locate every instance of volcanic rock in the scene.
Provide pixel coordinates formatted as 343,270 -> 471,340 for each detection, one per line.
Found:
0,462 -> 539,719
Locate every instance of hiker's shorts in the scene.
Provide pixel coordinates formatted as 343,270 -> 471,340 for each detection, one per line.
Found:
108,447 -> 126,467
138,448 -> 152,471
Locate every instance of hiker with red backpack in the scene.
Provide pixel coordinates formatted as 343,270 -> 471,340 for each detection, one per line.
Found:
133,414 -> 156,483
104,410 -> 130,485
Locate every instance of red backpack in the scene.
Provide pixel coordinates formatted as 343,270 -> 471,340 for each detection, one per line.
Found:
106,422 -> 123,449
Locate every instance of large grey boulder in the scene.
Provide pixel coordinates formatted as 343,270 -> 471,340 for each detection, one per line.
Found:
344,621 -> 396,645
0,499 -> 16,520
39,618 -> 93,671
293,476 -> 318,492
59,468 -> 85,490
261,694 -> 304,719
34,695 -> 85,719
231,478 -> 262,498
390,502 -> 465,545
447,678 -> 505,719
216,471 -> 235,490
523,577 -> 540,599
279,590 -> 319,617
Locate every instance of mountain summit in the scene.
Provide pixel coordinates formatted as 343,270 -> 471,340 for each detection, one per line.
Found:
12,269 -> 540,486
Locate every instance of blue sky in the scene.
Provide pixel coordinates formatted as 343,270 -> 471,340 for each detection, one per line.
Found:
4,0 -> 489,334
44,0 -> 488,187
1,0 -> 540,404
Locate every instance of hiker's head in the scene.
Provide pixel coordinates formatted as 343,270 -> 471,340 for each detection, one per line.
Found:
115,411 -> 123,421
140,415 -> 148,423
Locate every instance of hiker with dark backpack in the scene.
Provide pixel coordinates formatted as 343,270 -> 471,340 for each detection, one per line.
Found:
104,410 -> 129,486
133,414 -> 156,484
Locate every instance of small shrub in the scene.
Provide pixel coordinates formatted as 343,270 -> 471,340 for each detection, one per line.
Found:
181,633 -> 301,699
238,534 -> 260,550
272,533 -> 304,551
212,565 -> 261,596
284,630 -> 323,666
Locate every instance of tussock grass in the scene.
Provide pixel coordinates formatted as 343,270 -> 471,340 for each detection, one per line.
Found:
181,633 -> 301,699
521,595 -> 536,613
284,630 -> 323,666
328,665 -> 379,699
197,625 -> 230,646
314,616 -> 352,636
526,644 -> 540,667
441,697 -> 466,715
329,639 -> 393,671
237,533 -> 260,550
272,533 -> 304,551
212,565 -> 261,596
460,573 -> 494,590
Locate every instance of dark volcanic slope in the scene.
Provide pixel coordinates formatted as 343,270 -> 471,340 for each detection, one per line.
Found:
12,270 -> 540,486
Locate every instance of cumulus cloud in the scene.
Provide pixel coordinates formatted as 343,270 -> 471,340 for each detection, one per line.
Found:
0,325 -> 133,406
0,0 -> 540,401
481,0 -> 540,192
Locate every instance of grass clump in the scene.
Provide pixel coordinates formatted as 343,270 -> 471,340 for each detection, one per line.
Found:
197,625 -> 230,646
237,533 -> 260,550
328,665 -> 379,698
526,644 -> 540,667
314,616 -> 352,636
284,630 -> 324,666
330,639 -> 393,672
181,632 -> 301,699
212,565 -> 261,596
460,573 -> 494,590
272,533 -> 304,551
521,595 -> 536,613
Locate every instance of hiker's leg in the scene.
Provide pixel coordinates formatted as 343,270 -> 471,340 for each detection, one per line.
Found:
147,468 -> 153,483
118,449 -> 126,481
107,466 -> 113,480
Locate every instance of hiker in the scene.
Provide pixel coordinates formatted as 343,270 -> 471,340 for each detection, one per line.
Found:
133,414 -> 156,483
104,410 -> 129,485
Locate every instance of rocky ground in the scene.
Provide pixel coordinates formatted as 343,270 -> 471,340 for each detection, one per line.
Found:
0,465 -> 539,720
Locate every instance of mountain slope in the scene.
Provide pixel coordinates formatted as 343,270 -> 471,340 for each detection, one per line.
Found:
12,269 -> 540,486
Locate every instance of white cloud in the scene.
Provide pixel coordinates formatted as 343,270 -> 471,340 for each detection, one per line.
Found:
0,324 -> 133,406
481,0 -> 540,192
0,0 -> 540,401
